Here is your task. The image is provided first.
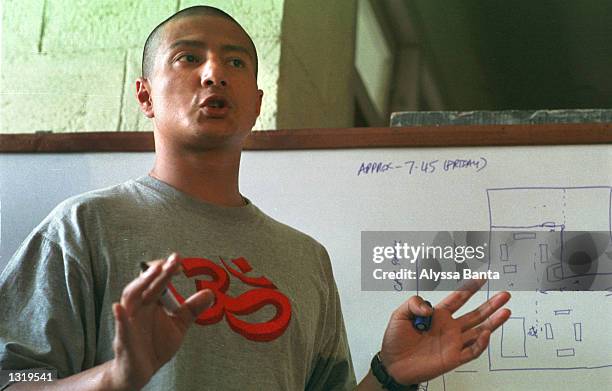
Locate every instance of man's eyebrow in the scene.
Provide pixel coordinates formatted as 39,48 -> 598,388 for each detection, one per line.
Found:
167,39 -> 206,51
166,40 -> 253,61
221,44 -> 254,61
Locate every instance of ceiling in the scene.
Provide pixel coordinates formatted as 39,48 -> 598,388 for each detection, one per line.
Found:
379,0 -> 612,110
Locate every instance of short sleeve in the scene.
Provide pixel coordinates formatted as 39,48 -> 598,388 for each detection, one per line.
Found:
305,246 -> 357,391
0,232 -> 98,388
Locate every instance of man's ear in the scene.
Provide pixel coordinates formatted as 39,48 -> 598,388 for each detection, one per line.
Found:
255,89 -> 264,116
136,77 -> 154,118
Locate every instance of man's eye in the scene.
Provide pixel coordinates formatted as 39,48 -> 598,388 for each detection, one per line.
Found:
178,54 -> 198,63
230,58 -> 245,68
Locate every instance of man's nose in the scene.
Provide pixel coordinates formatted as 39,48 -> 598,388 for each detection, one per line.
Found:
202,59 -> 227,87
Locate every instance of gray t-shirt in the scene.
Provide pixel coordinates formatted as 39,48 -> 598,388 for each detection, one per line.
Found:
0,175 -> 356,390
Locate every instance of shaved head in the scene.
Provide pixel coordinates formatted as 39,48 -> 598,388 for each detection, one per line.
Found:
141,6 -> 258,79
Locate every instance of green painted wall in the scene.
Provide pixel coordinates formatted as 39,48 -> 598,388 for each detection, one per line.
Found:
0,1 -> 287,133
1,0 -> 356,133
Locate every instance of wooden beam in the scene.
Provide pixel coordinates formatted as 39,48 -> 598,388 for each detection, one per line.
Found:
0,123 -> 610,153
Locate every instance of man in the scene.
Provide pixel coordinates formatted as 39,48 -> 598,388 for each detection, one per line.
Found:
0,6 -> 511,390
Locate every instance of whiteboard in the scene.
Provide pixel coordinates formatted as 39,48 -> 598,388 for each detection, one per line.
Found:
1,145 -> 611,390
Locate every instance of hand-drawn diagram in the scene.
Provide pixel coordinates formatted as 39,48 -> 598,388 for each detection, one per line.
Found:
417,186 -> 612,390
486,186 -> 612,371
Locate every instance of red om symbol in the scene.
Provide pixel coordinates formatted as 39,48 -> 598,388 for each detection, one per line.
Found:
167,257 -> 292,342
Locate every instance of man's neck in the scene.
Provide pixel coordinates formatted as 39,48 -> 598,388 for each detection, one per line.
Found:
150,146 -> 245,207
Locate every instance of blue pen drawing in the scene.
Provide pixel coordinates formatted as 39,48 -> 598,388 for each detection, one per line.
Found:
553,309 -> 572,316
391,240 -> 404,292
417,375 -> 445,391
356,157 -> 487,176
557,348 -> 576,357
573,322 -> 582,342
500,317 -> 528,358
544,323 -> 554,340
527,325 -> 538,338
372,185 -> 611,389
486,186 -> 612,372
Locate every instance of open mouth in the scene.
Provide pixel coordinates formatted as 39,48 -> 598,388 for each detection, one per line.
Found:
199,95 -> 230,118
205,99 -> 226,108
201,95 -> 230,109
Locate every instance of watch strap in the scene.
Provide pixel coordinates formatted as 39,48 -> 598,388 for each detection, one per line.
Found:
370,352 -> 419,391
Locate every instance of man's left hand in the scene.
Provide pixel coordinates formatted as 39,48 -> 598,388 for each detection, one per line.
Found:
379,279 -> 511,386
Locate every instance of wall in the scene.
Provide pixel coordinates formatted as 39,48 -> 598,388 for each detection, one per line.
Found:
1,0 -> 354,133
277,0 -> 356,129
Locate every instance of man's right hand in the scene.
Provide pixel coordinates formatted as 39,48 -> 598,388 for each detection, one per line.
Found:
108,253 -> 214,390
8,253 -> 214,391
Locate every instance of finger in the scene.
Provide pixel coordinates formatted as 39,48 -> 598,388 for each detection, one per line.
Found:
392,295 -> 433,321
461,307 -> 511,349
436,278 -> 487,314
173,289 -> 215,326
461,327 -> 480,348
142,253 -> 183,304
459,329 -> 491,364
142,258 -> 183,276
121,261 -> 163,312
480,307 -> 512,333
457,291 -> 511,331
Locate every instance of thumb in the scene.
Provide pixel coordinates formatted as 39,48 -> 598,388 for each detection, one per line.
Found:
112,303 -> 129,355
393,295 -> 433,321
175,289 -> 215,324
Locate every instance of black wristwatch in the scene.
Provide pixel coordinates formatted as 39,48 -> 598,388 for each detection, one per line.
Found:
370,352 -> 419,391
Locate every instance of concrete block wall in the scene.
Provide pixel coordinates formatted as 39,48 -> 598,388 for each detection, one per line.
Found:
0,0 -> 355,134
0,0 -> 283,133
277,0 -> 356,129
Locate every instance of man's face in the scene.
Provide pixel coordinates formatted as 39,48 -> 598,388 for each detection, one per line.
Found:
138,15 -> 263,150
